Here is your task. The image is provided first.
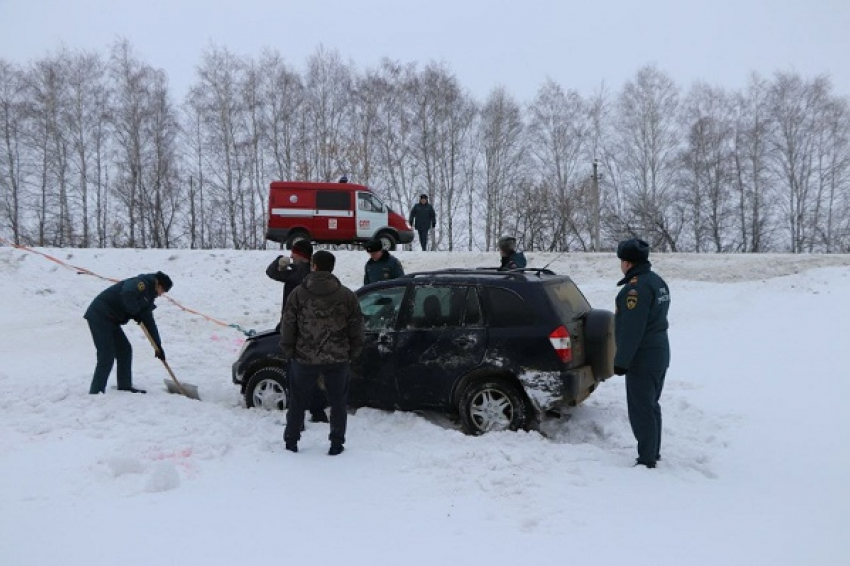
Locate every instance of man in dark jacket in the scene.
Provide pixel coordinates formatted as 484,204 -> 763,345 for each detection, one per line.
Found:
408,194 -> 436,251
281,251 -> 364,455
613,238 -> 671,469
84,271 -> 173,394
363,239 -> 404,285
497,236 -> 527,271
266,239 -> 313,330
266,239 -> 328,423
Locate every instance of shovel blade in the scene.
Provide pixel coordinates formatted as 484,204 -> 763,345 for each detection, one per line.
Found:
163,379 -> 201,400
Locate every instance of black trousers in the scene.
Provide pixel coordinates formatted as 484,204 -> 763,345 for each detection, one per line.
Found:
87,318 -> 133,393
625,367 -> 666,464
284,361 -> 350,446
417,229 -> 429,251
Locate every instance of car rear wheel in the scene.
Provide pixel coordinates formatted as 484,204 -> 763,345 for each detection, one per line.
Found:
245,367 -> 288,411
285,231 -> 310,250
458,378 -> 529,435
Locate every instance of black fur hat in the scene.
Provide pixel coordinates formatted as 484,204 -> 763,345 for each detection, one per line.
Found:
617,238 -> 650,263
155,271 -> 173,292
364,239 -> 383,253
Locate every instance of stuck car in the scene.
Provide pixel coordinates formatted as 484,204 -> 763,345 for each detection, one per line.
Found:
232,268 -> 615,435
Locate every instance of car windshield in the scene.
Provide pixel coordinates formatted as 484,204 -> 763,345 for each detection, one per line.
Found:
360,286 -> 406,331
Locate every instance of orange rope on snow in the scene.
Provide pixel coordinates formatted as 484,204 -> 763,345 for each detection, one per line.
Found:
0,237 -> 256,336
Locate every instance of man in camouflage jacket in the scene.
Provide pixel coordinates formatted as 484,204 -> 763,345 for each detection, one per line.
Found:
281,251 -> 364,455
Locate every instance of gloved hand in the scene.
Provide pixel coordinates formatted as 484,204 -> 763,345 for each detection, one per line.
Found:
278,255 -> 289,269
155,347 -> 166,361
614,366 -> 627,376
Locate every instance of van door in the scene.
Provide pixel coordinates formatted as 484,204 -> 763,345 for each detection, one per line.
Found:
355,191 -> 389,239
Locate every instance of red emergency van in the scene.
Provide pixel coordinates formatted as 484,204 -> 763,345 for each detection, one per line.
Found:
266,180 -> 414,250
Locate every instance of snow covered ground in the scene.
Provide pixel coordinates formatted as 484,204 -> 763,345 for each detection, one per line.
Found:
1,245 -> 848,566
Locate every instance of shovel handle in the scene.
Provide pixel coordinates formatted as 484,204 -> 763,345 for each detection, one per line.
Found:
138,321 -> 188,397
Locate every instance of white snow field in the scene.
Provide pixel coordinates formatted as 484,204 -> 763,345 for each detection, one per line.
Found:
1,246 -> 848,566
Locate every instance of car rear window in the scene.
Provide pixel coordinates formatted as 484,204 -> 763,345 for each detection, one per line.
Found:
544,280 -> 591,321
482,287 -> 535,327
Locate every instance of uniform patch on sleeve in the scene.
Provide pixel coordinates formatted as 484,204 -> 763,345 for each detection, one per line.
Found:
626,289 -> 638,309
629,276 -> 638,284
137,281 -> 145,292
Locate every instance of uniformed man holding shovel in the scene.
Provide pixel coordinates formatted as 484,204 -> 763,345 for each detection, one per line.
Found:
84,271 -> 173,394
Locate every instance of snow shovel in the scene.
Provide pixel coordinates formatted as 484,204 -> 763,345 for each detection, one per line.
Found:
138,322 -> 201,400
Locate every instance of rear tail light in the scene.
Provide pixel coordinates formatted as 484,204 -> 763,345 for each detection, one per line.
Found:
549,325 -> 572,363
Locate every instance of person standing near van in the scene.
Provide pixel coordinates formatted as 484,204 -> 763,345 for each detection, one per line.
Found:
613,238 -> 671,469
266,239 -> 329,423
363,239 -> 405,285
408,194 -> 436,251
281,251 -> 363,455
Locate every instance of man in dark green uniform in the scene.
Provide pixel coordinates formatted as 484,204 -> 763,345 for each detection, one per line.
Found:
363,239 -> 404,285
614,239 -> 670,468
84,271 -> 173,394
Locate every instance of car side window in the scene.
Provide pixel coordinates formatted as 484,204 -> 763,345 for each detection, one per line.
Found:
357,192 -> 384,213
483,287 -> 535,327
360,286 -> 406,332
407,286 -> 468,329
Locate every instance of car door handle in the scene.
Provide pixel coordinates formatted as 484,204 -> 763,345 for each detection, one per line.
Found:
453,337 -> 472,347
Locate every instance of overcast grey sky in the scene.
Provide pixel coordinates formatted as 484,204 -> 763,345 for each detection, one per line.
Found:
1,0 -> 849,102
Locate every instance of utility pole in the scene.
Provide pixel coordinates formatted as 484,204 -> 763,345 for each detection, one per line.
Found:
591,159 -> 602,251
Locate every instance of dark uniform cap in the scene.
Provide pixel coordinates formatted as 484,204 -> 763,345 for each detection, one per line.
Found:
155,271 -> 173,292
419,194 -> 428,200
364,239 -> 383,253
617,238 -> 650,263
291,239 -> 313,259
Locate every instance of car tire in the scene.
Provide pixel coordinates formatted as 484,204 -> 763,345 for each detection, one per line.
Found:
458,377 -> 529,435
245,366 -> 288,411
376,232 -> 397,251
285,231 -> 310,250
585,309 -> 615,379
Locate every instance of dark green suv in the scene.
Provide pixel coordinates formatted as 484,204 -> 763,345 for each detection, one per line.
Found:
232,268 -> 615,435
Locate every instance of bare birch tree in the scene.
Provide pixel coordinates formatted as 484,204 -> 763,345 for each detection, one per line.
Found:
612,65 -> 683,251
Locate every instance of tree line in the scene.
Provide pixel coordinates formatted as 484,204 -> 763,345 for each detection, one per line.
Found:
2,40 -> 849,253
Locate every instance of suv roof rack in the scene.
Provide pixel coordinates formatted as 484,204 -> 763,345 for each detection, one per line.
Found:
405,267 -> 558,280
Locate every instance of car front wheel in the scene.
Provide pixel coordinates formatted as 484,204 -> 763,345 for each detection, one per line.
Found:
245,367 -> 288,411
458,378 -> 529,435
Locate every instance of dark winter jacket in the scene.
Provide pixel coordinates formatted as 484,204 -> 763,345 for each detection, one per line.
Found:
408,202 -> 436,231
280,271 -> 364,365
498,251 -> 527,271
364,251 -> 405,285
84,273 -> 163,349
266,256 -> 311,323
614,261 -> 671,370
